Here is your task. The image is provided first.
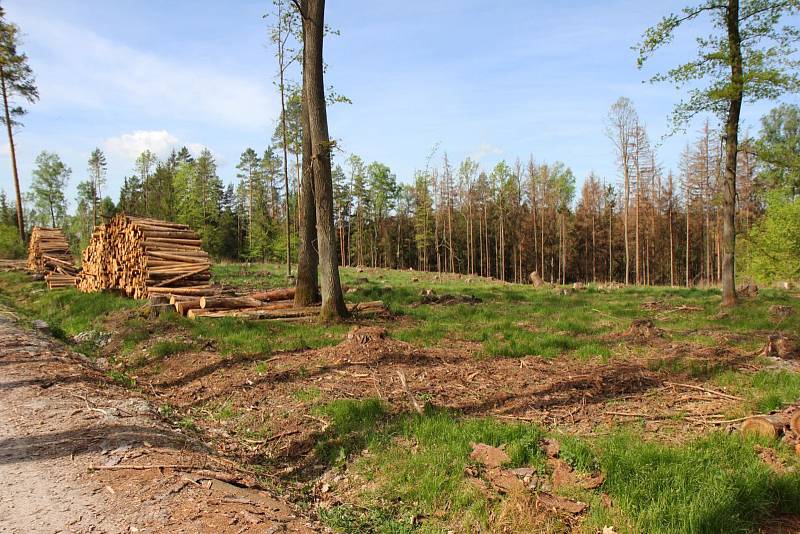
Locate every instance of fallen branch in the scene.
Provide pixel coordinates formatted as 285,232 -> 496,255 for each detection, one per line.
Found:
664,381 -> 743,401
605,411 -> 672,419
88,464 -> 198,471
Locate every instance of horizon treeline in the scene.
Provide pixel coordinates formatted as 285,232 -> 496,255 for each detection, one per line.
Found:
1,99 -> 798,286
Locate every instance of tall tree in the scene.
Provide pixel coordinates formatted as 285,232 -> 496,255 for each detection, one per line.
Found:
637,0 -> 800,306
0,7 -> 37,240
270,0 -> 298,277
87,148 -> 107,226
606,97 -> 638,285
28,151 -> 70,228
299,0 -> 347,319
293,0 -> 319,306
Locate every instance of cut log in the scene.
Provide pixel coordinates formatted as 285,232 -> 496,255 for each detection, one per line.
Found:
175,298 -> 203,315
741,415 -> 788,439
200,296 -> 264,310
249,287 -> 296,302
147,286 -> 216,296
790,411 -> 800,435
187,300 -> 387,320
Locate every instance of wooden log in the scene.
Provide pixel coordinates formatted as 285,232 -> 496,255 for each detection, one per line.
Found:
188,301 -> 386,320
199,296 -> 264,310
152,265 -> 211,287
250,287 -> 296,302
790,411 -> 800,435
175,298 -> 203,315
741,415 -> 788,439
146,286 -> 216,296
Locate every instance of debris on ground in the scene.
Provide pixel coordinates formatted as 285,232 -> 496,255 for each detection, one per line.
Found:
762,334 -> 798,359
470,443 -> 510,468
417,289 -> 482,306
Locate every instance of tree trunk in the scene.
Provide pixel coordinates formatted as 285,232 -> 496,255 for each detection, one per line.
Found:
279,30 -> 293,277
721,0 -> 741,307
303,0 -> 347,320
294,6 -> 319,307
1,68 -> 24,241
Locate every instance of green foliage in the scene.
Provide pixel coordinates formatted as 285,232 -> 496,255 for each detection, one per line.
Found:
0,222 -> 24,258
28,151 -> 71,228
636,1 -> 800,129
0,6 -> 39,126
755,103 -> 800,195
740,189 -> 800,282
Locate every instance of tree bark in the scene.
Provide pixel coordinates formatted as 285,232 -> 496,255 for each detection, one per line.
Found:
303,0 -> 347,320
721,0 -> 741,307
294,1 -> 320,307
1,68 -> 24,241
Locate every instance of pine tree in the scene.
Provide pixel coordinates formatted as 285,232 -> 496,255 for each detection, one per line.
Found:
0,7 -> 37,240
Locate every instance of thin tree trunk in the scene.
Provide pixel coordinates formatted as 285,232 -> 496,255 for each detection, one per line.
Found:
278,28 -> 292,276
721,0 -> 741,307
1,69 -> 24,240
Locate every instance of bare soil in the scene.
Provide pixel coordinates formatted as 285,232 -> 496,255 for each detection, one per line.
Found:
136,325 -> 766,471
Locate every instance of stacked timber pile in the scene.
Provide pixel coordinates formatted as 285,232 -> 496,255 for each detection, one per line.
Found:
167,286 -> 387,321
77,215 -> 213,299
27,227 -> 78,288
76,224 -> 114,292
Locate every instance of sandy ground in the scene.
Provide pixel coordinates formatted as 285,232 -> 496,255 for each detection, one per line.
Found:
0,314 -> 322,534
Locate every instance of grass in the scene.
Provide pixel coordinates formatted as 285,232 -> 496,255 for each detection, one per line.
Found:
150,340 -> 194,358
589,431 -> 800,534
314,403 -> 800,534
715,369 -> 800,413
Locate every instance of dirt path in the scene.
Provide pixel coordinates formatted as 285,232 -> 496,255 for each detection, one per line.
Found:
0,314 -> 321,534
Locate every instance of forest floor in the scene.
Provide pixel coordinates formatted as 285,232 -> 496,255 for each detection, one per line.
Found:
1,263 -> 800,533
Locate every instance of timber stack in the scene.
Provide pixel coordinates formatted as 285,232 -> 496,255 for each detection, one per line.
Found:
76,223 -> 114,292
77,214 -> 213,299
27,227 -> 78,288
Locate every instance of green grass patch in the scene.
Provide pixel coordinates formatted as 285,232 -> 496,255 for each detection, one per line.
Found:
716,370 -> 800,413
590,431 -> 800,533
150,340 -> 194,358
292,386 -> 322,403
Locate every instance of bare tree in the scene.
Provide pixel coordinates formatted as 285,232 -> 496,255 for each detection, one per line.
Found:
606,97 -> 638,285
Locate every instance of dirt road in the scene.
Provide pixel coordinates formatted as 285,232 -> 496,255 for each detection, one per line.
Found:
0,314 -> 320,534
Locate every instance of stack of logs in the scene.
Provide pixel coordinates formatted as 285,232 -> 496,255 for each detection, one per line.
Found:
163,286 -> 386,320
76,223 -> 114,293
27,227 -> 78,288
77,215 -> 212,299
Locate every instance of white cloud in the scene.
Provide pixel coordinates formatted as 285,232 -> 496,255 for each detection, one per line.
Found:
103,130 -> 179,160
471,143 -> 504,161
15,11 -> 277,130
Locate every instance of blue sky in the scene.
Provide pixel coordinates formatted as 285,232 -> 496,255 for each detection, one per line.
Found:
1,0 -> 797,208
